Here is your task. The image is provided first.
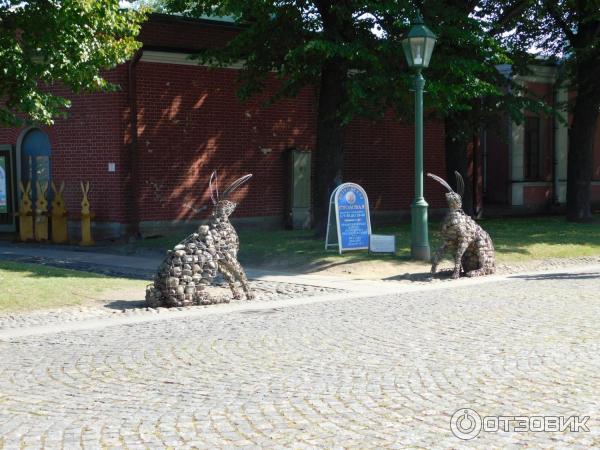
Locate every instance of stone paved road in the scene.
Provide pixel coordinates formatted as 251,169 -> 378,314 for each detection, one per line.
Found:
1,269 -> 600,449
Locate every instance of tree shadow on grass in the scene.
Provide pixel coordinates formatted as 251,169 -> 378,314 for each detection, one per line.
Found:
0,256 -> 151,280
0,258 -> 106,279
494,246 -> 531,255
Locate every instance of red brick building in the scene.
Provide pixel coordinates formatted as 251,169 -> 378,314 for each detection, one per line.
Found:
0,14 -> 446,238
1,14 -> 599,239
483,64 -> 600,211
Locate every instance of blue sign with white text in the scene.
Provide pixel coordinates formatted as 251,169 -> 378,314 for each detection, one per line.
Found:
335,184 -> 370,251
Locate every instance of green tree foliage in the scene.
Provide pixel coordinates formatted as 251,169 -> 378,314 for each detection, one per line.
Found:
378,1 -> 552,214
380,1 -> 541,213
0,0 -> 145,126
483,0 -> 600,221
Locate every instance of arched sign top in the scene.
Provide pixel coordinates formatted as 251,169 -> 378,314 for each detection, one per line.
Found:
326,182 -> 372,254
22,129 -> 52,157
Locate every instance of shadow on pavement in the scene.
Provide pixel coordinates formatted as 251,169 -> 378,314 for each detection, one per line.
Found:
383,270 -> 453,282
509,272 -> 600,281
104,300 -> 147,310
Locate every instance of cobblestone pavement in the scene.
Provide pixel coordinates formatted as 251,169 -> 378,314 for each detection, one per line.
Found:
1,269 -> 600,449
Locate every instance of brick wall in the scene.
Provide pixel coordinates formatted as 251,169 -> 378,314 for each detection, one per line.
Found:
135,61 -> 317,222
0,14 -> 448,234
138,14 -> 238,51
135,61 -> 447,224
344,112 -> 446,211
0,66 -> 130,225
523,186 -> 553,206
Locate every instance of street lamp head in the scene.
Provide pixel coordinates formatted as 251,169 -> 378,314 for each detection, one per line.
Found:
402,12 -> 437,70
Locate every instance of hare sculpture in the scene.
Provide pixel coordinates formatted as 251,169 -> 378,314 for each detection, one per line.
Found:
146,171 -> 254,307
428,171 -> 495,279
34,181 -> 49,241
17,181 -> 34,241
80,181 -> 94,246
51,181 -> 68,243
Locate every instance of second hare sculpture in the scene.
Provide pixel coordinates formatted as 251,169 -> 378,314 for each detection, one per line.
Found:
146,171 -> 254,307
80,181 -> 94,246
428,171 -> 495,279
51,181 -> 68,244
34,182 -> 49,241
17,181 -> 34,242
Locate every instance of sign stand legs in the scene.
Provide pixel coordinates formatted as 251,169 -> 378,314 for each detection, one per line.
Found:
325,193 -> 338,251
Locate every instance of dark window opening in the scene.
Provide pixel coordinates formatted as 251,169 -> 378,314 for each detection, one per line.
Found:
524,116 -> 541,180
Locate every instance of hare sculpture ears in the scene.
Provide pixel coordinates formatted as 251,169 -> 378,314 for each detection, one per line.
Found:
427,171 -> 465,198
51,181 -> 65,195
209,171 -> 219,205
454,171 -> 465,198
19,181 -> 32,193
209,170 -> 253,205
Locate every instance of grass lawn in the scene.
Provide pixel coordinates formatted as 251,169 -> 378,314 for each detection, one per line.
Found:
114,215 -> 600,269
0,261 -> 147,313
1,215 -> 598,313
477,215 -> 600,262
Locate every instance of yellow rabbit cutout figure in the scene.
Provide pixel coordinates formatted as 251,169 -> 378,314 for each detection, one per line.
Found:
17,181 -> 34,241
34,181 -> 49,241
51,181 -> 68,243
80,181 -> 94,246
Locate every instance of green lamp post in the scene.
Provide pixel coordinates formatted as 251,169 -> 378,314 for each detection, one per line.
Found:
402,13 -> 437,261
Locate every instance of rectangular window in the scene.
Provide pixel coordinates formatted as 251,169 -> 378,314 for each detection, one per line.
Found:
0,145 -> 16,230
524,116 -> 541,180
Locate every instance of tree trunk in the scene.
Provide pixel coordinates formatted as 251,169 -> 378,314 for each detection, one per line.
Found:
566,71 -> 600,222
313,59 -> 347,237
444,115 -> 474,215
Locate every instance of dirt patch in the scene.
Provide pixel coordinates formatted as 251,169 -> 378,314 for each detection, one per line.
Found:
254,255 -> 600,281
296,258 -> 433,280
243,255 -> 443,280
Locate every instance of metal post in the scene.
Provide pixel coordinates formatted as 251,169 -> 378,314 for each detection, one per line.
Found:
411,70 -> 431,261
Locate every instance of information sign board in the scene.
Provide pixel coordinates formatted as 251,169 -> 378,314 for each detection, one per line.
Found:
369,234 -> 396,253
325,183 -> 371,254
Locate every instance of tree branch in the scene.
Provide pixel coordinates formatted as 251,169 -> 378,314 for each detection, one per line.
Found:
488,0 -> 533,35
544,1 -> 576,43
594,21 -> 600,40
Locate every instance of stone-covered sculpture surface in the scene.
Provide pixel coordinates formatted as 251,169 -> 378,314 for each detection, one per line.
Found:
146,172 -> 254,307
428,171 -> 496,279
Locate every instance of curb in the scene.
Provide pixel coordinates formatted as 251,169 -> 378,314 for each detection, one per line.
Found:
2,263 -> 599,340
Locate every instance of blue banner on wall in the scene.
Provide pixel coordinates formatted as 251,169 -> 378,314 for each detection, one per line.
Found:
0,157 -> 6,214
325,183 -> 372,254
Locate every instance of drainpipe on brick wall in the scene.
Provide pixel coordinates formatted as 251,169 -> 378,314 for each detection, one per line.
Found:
482,128 -> 488,195
552,82 -> 559,205
127,50 -> 143,238
552,61 -> 566,206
